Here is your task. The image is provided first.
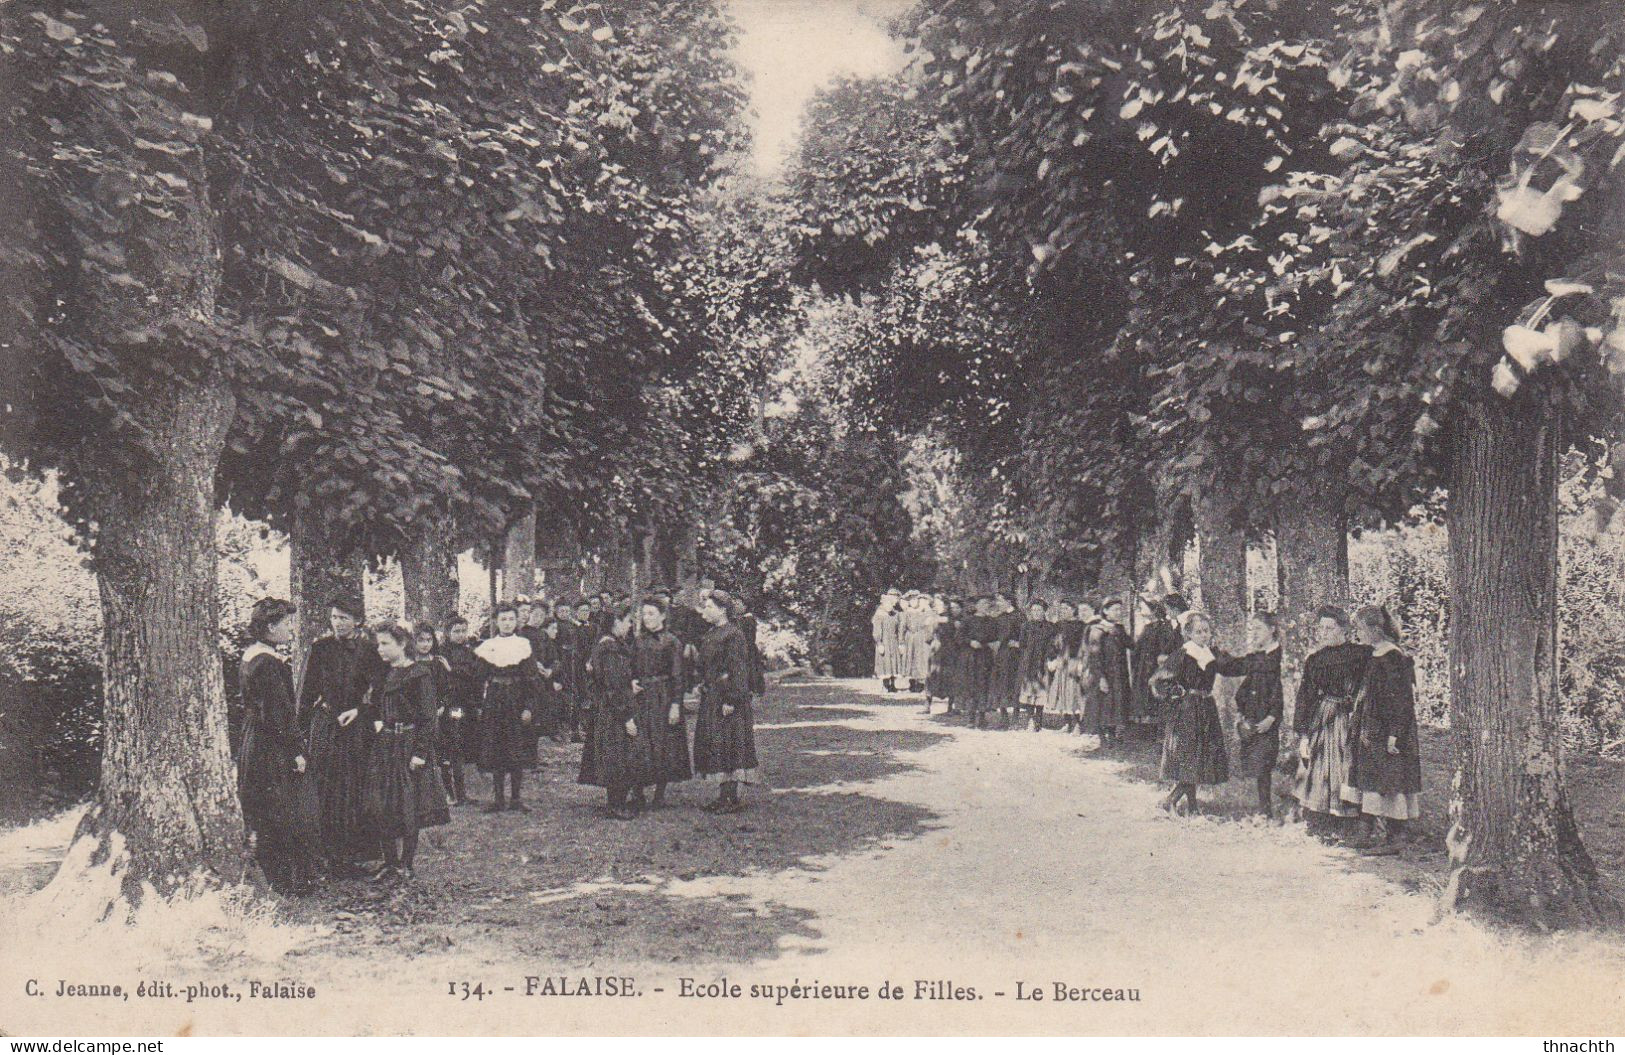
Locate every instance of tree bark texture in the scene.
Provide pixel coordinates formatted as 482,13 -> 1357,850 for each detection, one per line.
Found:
501,504 -> 537,600
72,374 -> 244,899
1195,488 -> 1248,651
290,500 -> 364,677
400,518 -> 459,628
1275,493 -> 1350,723
1444,395 -> 1619,928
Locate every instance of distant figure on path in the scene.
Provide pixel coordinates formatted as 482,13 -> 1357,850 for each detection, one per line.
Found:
872,589 -> 903,692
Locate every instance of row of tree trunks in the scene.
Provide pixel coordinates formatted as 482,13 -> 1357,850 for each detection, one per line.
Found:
1444,395 -> 1620,927
72,372 -> 245,902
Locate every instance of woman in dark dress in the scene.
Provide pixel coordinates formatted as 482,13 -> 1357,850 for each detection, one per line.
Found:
238,598 -> 321,894
633,599 -> 692,808
364,624 -> 449,882
1153,610 -> 1230,815
1343,605 -> 1422,854
1210,612 -> 1285,817
300,596 -> 381,876
475,604 -> 540,813
692,589 -> 758,813
579,603 -> 644,819
1291,606 -> 1371,837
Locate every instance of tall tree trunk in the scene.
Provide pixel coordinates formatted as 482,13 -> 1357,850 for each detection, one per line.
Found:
1276,492 -> 1350,719
1136,494 -> 1192,600
62,374 -> 243,904
675,521 -> 700,593
401,518 -> 459,628
1195,487 -> 1248,650
501,504 -> 537,600
1443,396 -> 1620,928
1197,485 -> 1249,740
290,500 -> 364,679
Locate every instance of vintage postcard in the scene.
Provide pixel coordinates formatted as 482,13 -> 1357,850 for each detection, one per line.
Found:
1,0 -> 1623,1039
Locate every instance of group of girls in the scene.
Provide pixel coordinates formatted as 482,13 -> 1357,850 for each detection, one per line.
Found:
875,589 -> 1424,854
883,592 -> 1138,740
235,587 -> 766,893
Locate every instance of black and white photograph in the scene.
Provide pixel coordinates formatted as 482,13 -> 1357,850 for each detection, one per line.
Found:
0,0 -> 1623,1039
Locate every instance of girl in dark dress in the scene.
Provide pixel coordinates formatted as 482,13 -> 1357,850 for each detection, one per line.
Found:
962,598 -> 996,727
579,604 -> 644,819
439,616 -> 481,806
1291,606 -> 1371,837
1094,596 -> 1134,744
925,598 -> 956,714
365,625 -> 449,882
414,625 -> 455,809
1015,600 -> 1055,732
1132,595 -> 1185,733
1079,601 -> 1116,744
692,589 -> 758,813
1154,610 -> 1230,815
1343,605 -> 1422,854
475,604 -> 540,813
633,600 -> 692,807
1210,612 -> 1285,817
990,595 -> 1023,728
300,596 -> 381,875
535,619 -> 569,742
238,599 -> 321,894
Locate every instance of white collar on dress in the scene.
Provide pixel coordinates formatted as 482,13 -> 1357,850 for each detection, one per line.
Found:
243,642 -> 283,665
1182,641 -> 1216,668
476,634 -> 533,667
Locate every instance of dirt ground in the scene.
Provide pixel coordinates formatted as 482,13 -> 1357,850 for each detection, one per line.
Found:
2,677 -> 1623,1036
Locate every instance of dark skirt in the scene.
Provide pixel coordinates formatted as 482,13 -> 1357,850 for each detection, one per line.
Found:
926,647 -> 951,699
1160,693 -> 1229,785
637,678 -> 692,784
578,708 -> 647,789
992,651 -> 1021,707
963,651 -> 992,708
364,728 -> 450,838
1294,698 -> 1359,816
1083,677 -> 1127,734
693,690 -> 757,776
238,721 -> 321,857
478,677 -> 537,772
1347,711 -> 1423,796
438,710 -> 472,765
306,707 -> 373,859
1235,727 -> 1280,779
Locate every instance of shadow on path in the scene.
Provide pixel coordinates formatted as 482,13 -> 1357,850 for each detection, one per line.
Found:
278,682 -> 942,966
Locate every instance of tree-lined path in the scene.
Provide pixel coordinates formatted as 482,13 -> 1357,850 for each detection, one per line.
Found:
4,677 -> 1622,1035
